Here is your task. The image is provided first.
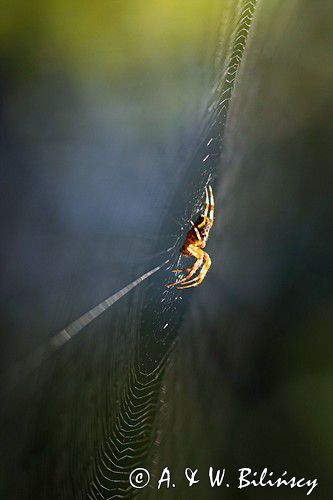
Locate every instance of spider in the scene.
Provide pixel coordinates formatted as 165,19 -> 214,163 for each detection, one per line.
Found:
167,185 -> 214,289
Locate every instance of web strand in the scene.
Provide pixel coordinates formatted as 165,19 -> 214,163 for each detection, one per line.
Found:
5,260 -> 169,389
51,260 -> 169,349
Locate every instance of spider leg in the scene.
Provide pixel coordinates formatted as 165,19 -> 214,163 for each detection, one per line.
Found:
176,251 -> 211,289
208,185 -> 214,223
171,268 -> 191,274
197,186 -> 210,229
166,245 -> 203,288
190,220 -> 202,241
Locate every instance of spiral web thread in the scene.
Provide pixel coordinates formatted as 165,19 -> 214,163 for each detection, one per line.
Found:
77,2 -> 259,499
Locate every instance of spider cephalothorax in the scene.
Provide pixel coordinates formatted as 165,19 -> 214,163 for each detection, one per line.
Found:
167,185 -> 214,289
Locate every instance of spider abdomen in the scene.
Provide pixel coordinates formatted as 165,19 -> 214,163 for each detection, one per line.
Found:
180,231 -> 197,255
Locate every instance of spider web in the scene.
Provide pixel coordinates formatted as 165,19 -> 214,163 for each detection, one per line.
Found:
0,1 -> 258,498
83,2 -> 258,498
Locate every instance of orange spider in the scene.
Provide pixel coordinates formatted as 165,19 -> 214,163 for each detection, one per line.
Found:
167,185 -> 214,289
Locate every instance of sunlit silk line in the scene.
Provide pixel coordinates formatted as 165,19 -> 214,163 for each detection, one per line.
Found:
3,260 -> 170,391
50,260 -> 169,350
